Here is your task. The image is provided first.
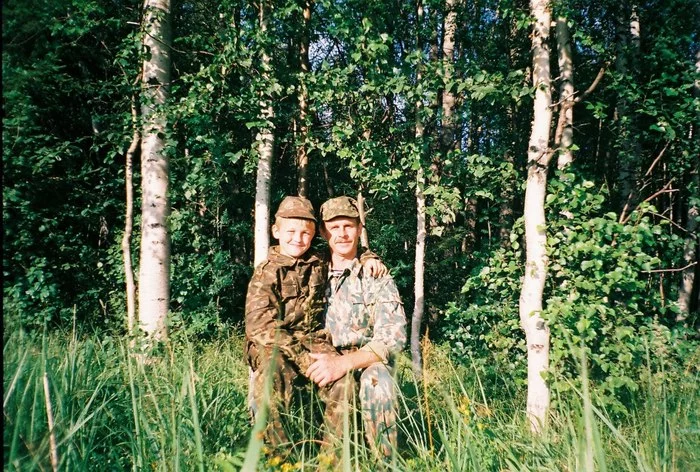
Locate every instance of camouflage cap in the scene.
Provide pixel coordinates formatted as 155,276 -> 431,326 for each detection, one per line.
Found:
320,196 -> 360,221
275,196 -> 317,222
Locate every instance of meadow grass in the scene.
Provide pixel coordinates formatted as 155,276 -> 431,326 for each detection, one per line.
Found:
3,325 -> 698,471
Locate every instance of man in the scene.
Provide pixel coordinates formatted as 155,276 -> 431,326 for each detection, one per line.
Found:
305,196 -> 407,459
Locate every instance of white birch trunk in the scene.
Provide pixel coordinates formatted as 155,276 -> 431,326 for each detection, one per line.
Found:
253,4 -> 274,268
123,97 -> 139,335
441,0 -> 458,153
139,0 -> 171,341
413,166 -> 427,379
556,16 -> 574,169
411,0 -> 427,378
249,0 -> 276,414
296,0 -> 313,198
254,121 -> 273,268
520,0 -> 553,434
617,3 -> 642,218
357,192 -> 370,249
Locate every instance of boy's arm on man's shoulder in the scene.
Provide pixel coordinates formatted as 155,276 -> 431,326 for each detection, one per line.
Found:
358,248 -> 389,278
358,247 -> 379,262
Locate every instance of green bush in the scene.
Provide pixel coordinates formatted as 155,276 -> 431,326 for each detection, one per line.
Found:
441,172 -> 687,414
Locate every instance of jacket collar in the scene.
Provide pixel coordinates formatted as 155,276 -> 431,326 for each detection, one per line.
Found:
267,245 -> 320,267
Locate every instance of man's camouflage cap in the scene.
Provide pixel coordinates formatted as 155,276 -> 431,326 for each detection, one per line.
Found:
275,196 -> 316,222
320,196 -> 360,221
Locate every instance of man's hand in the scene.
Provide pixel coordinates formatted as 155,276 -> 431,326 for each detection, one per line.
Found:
306,353 -> 350,388
363,258 -> 388,278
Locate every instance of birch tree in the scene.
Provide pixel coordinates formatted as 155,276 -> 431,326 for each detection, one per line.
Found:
296,0 -> 313,198
123,91 -> 140,335
441,0 -> 458,155
555,14 -> 574,169
616,2 -> 642,219
411,0 -> 427,378
138,0 -> 172,341
253,1 -> 275,267
519,0 -> 553,433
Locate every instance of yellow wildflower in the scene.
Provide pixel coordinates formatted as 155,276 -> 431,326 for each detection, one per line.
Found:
267,455 -> 283,467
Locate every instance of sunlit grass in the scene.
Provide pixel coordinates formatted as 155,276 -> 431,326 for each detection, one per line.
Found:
3,324 -> 698,471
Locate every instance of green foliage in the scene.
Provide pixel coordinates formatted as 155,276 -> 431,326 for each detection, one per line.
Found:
441,218 -> 526,382
441,171 -> 688,414
543,173 -> 684,414
3,0 -> 697,411
3,0 -> 139,329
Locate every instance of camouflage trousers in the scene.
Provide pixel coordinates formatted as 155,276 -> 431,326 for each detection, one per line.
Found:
355,362 -> 399,459
249,346 -> 354,450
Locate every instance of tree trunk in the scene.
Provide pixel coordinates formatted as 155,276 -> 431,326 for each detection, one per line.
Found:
123,93 -> 139,336
617,2 -> 642,218
357,191 -> 370,248
138,0 -> 172,341
253,2 -> 275,268
498,4 -> 524,245
464,115 -> 478,252
520,0 -> 553,434
411,0 -> 427,379
296,0 -> 313,198
555,15 -> 574,169
440,0 -> 464,257
413,167 -> 427,379
441,0 -> 458,155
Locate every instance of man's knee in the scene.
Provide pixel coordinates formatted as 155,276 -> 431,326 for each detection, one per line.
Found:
359,363 -> 395,405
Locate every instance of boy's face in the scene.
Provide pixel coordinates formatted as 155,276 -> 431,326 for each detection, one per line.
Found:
272,218 -> 316,258
320,217 -> 361,259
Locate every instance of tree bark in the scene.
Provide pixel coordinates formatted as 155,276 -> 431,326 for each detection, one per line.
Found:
253,1 -> 275,268
357,191 -> 370,248
123,93 -> 139,336
411,0 -> 427,379
555,15 -> 574,169
616,2 -> 642,218
138,0 -> 172,341
296,0 -> 313,198
413,167 -> 427,379
498,4 -> 524,245
441,0 -> 458,155
520,0 -> 553,434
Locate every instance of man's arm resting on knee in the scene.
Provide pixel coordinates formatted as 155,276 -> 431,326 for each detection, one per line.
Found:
305,350 -> 381,388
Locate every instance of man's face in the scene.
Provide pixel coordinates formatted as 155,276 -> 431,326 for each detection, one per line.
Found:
272,218 -> 315,258
321,217 -> 362,259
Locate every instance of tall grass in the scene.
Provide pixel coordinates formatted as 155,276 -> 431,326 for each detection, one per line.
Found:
3,324 -> 698,471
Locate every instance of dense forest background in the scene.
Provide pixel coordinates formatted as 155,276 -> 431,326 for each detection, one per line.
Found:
3,0 -> 699,467
2,0 -> 700,471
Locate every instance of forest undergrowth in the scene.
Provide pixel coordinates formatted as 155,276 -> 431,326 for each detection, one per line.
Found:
3,321 -> 698,472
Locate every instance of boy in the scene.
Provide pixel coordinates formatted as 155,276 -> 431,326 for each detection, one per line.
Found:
245,196 -> 384,449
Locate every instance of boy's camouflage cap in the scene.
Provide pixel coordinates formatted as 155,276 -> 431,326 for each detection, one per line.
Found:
320,196 -> 360,221
275,196 -> 317,221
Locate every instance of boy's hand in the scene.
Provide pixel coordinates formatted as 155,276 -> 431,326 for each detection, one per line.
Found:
363,258 -> 388,278
306,353 -> 349,387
